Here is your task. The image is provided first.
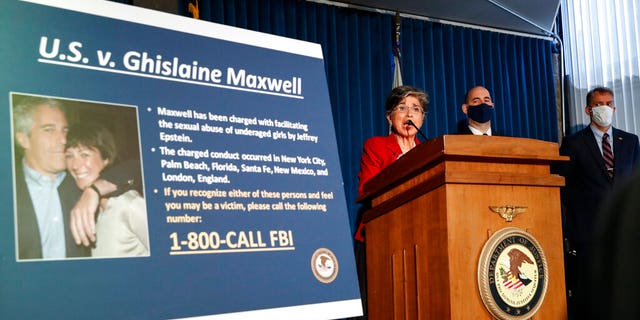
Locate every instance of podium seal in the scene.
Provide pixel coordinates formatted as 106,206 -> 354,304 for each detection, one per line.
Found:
477,227 -> 548,319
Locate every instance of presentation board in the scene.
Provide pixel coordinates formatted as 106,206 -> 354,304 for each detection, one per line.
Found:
0,1 -> 362,319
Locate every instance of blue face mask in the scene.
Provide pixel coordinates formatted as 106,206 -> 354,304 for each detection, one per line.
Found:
467,103 -> 494,123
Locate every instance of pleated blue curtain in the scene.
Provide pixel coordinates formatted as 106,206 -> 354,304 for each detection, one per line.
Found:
401,21 -> 558,140
178,0 -> 558,235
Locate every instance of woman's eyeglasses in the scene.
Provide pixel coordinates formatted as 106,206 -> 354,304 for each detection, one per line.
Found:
393,105 -> 425,115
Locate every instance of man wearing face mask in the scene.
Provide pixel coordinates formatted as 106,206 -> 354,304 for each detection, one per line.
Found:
555,86 -> 640,319
457,86 -> 496,135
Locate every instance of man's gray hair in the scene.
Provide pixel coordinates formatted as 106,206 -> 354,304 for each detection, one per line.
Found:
13,97 -> 65,136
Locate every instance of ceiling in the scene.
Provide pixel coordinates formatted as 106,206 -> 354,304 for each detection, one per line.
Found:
333,0 -> 561,37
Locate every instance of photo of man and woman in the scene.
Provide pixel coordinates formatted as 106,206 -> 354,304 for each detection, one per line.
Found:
11,93 -> 149,261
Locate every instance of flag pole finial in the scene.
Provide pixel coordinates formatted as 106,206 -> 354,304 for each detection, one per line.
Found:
188,0 -> 200,20
393,12 -> 401,46
392,12 -> 403,88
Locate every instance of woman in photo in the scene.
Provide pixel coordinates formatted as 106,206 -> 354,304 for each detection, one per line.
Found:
64,122 -> 149,257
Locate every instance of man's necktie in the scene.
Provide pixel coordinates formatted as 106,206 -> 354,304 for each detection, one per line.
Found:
602,133 -> 614,179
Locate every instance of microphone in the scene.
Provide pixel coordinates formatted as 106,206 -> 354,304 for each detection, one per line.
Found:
406,120 -> 428,141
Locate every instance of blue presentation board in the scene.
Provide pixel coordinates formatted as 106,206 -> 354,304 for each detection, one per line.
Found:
0,1 -> 362,319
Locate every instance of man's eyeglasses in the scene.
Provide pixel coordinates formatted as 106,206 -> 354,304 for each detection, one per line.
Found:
393,105 -> 425,115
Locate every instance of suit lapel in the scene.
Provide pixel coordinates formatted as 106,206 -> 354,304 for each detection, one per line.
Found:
384,134 -> 421,160
580,128 -> 610,181
385,134 -> 402,160
15,165 -> 43,259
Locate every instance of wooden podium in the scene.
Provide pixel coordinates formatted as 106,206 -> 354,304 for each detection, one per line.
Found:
358,135 -> 568,319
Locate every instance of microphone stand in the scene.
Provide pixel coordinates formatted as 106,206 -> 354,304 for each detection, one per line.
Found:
406,119 -> 428,141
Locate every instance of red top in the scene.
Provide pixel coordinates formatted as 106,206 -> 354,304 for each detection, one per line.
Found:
358,133 -> 420,196
355,133 -> 420,241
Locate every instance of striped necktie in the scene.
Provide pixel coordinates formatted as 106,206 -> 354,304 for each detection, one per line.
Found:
602,133 -> 614,179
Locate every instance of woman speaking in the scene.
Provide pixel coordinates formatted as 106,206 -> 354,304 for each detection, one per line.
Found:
353,85 -> 428,318
357,85 -> 428,198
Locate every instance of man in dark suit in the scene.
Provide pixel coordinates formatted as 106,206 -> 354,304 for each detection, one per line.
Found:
13,97 -> 89,259
456,86 -> 496,135
15,161 -> 88,259
555,86 -> 640,319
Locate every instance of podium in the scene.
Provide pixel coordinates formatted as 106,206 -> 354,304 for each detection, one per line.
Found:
358,135 -> 568,319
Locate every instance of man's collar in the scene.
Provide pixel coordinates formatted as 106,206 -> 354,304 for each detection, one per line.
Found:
589,124 -> 613,139
468,125 -> 492,136
22,159 -> 66,186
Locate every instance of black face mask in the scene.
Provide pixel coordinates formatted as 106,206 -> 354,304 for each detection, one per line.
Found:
467,103 -> 494,123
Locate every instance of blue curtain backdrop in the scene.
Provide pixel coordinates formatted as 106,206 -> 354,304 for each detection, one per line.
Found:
177,0 -> 558,236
